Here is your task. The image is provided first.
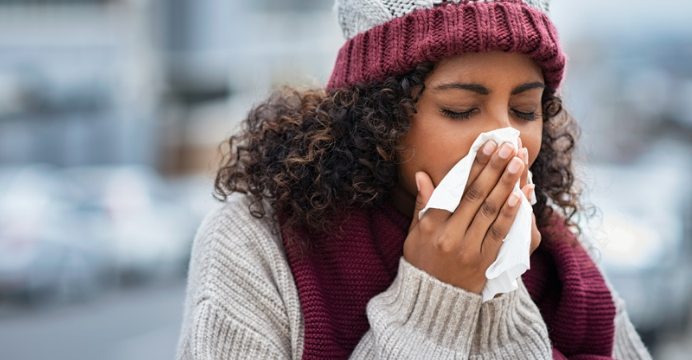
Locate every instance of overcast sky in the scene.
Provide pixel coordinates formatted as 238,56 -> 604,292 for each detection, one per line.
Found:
551,0 -> 692,43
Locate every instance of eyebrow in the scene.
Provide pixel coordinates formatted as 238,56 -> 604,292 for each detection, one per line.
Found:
434,83 -> 489,95
511,82 -> 545,95
433,81 -> 545,95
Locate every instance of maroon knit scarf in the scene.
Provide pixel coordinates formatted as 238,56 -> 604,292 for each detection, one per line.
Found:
280,204 -> 616,359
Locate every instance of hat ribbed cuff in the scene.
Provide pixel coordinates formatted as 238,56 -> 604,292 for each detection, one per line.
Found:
327,1 -> 565,90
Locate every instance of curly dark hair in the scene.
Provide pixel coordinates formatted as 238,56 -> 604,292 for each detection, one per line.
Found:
214,62 -> 581,239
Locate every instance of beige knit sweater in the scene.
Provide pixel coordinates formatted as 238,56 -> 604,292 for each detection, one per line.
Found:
176,193 -> 652,359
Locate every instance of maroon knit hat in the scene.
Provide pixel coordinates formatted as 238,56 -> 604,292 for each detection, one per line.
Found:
327,0 -> 565,91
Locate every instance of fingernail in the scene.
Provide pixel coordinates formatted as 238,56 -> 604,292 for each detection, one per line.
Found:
508,192 -> 520,207
508,158 -> 522,174
499,143 -> 513,159
517,137 -> 523,149
415,174 -> 421,192
529,184 -> 536,196
482,141 -> 497,156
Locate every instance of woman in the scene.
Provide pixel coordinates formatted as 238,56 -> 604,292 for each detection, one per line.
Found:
177,0 -> 652,359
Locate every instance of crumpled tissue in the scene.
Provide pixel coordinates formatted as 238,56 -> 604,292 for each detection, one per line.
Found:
418,127 -> 536,302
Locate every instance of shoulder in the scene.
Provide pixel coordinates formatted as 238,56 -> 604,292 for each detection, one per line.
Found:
187,192 -> 292,304
182,192 -> 301,327
196,192 -> 280,251
178,192 -> 304,358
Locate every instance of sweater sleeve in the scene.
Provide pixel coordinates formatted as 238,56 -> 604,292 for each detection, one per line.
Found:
350,258 -> 552,359
176,195 -> 305,360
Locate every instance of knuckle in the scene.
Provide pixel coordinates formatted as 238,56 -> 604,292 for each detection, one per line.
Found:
418,216 -> 436,234
487,225 -> 505,242
464,185 -> 484,202
473,154 -> 489,166
489,158 -> 506,172
479,201 -> 498,218
414,197 -> 427,211
433,234 -> 454,253
457,248 -> 471,263
459,250 -> 480,268
501,171 -> 519,186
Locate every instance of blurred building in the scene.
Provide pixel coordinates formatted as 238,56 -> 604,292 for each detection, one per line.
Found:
0,0 -> 342,174
158,0 -> 340,174
0,0 -> 161,167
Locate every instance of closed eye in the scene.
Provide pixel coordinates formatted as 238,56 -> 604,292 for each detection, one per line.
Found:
513,109 -> 537,121
440,108 -> 478,120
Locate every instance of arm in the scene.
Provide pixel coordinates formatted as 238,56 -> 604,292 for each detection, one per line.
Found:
350,258 -> 552,359
176,195 -> 304,360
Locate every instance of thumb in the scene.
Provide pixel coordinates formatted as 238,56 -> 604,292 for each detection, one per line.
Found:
409,171 -> 435,232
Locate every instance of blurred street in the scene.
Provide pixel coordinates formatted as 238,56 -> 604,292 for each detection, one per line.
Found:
0,280 -> 186,360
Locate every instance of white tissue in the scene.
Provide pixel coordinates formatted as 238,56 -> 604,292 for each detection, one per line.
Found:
418,127 -> 535,302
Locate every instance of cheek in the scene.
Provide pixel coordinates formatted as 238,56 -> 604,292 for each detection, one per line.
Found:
398,120 -> 478,189
523,124 -> 543,166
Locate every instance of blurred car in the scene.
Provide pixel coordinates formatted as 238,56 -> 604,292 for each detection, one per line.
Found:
0,165 -> 112,303
61,165 -> 200,284
580,140 -> 692,342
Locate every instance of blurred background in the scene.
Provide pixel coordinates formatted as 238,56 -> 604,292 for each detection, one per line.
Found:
0,0 -> 690,359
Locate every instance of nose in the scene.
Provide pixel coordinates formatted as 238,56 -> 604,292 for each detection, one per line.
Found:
482,105 -> 513,132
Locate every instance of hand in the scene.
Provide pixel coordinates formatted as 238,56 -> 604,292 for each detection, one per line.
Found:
403,140 -> 537,294
517,137 -> 541,254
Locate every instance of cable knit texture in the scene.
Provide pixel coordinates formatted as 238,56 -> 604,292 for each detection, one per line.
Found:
176,193 -> 652,360
328,0 -> 565,90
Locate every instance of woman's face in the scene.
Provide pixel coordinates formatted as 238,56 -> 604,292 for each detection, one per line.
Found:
394,51 -> 545,214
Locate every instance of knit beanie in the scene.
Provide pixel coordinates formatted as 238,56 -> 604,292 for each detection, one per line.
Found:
327,0 -> 565,90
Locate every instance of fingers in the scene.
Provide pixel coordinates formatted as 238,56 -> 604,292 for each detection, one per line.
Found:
480,190 -> 523,259
452,142 -> 520,232
479,183 -> 539,261
461,156 -> 524,251
465,141 -> 497,193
